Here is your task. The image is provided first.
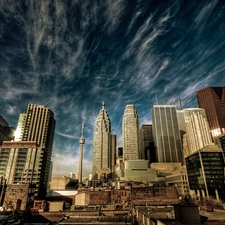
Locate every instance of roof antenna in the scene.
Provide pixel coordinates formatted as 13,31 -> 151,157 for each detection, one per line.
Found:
179,98 -> 183,110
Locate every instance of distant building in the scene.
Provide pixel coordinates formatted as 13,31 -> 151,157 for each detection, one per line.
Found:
176,110 -> 186,150
49,176 -> 78,190
122,104 -> 140,160
0,141 -> 47,199
139,124 -> 155,163
115,159 -> 156,183
118,147 -> 123,157
152,105 -> 183,164
14,104 -> 56,186
0,114 -> 15,145
183,108 -> 213,156
196,86 -> 225,140
92,102 -> 112,180
185,145 -> 225,201
111,134 -> 116,173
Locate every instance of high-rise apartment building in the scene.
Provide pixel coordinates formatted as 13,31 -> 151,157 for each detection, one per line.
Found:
14,104 -> 56,187
92,102 -> 112,180
183,108 -> 213,156
196,86 -> 225,140
152,105 -> 183,163
0,141 -> 47,198
139,125 -> 155,162
122,104 -> 140,160
0,114 -> 15,145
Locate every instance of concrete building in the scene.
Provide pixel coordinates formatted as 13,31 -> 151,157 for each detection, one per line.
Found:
92,102 -> 112,180
183,108 -> 213,155
165,166 -> 190,197
122,104 -> 140,160
49,177 -> 78,190
116,159 -> 156,183
0,114 -> 15,145
185,145 -> 225,201
0,141 -> 47,198
152,105 -> 183,164
196,86 -> 225,140
14,104 -> 56,185
139,124 -> 155,162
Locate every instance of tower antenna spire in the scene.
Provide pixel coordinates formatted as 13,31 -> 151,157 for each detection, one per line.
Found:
78,119 -> 85,187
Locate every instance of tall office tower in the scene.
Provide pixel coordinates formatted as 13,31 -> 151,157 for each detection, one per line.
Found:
15,104 -> 56,187
176,110 -> 186,136
14,114 -> 26,141
122,104 -> 140,160
186,145 -> 225,201
118,147 -> 123,158
0,141 -> 47,198
183,108 -> 213,155
0,115 -> 15,145
92,102 -> 112,180
111,134 -> 116,173
152,105 -> 183,163
78,120 -> 85,186
196,86 -> 225,140
139,125 -> 155,163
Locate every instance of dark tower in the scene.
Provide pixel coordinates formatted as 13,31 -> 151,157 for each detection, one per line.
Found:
196,86 -> 225,140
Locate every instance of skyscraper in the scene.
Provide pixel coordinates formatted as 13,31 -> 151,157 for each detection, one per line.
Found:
186,145 -> 225,201
0,141 -> 47,198
139,125 -> 155,162
0,114 -> 15,145
152,105 -> 183,163
183,108 -> 213,155
92,102 -> 112,180
122,104 -> 140,160
14,104 -> 56,186
196,86 -> 225,140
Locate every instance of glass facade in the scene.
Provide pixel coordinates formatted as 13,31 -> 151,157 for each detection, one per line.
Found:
152,105 -> 183,164
186,149 -> 225,200
196,86 -> 225,140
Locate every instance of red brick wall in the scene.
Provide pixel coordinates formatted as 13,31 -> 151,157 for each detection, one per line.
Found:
88,191 -> 111,205
132,185 -> 179,205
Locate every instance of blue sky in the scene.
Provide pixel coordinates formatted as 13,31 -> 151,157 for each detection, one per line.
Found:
1,0 -> 225,177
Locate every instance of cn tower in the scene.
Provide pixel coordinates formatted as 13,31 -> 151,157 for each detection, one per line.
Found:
78,120 -> 85,186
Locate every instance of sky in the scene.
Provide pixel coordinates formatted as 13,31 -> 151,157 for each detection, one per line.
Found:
1,0 -> 225,177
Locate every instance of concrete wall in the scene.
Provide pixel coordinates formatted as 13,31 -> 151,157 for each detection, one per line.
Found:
49,201 -> 64,212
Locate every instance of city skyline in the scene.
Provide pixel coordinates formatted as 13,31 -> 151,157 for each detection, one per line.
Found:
1,1 -> 225,176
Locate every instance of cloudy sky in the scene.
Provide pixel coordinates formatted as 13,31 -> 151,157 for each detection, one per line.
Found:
1,0 -> 225,177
